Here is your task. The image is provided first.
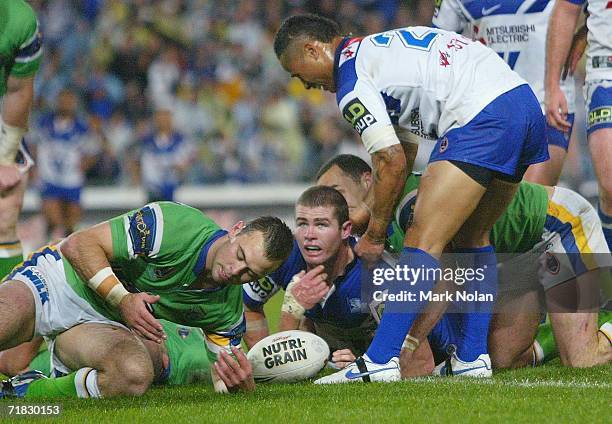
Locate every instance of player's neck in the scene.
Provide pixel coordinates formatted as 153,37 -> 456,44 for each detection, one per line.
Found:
311,243 -> 354,286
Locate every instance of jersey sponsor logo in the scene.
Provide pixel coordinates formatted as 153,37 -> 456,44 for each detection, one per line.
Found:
177,327 -> 191,339
342,98 -> 377,135
588,106 -> 612,128
248,276 -> 276,300
128,207 -> 157,256
484,24 -> 537,46
481,4 -> 501,15
150,266 -> 177,280
409,108 -> 437,140
23,268 -> 49,305
439,50 -> 450,67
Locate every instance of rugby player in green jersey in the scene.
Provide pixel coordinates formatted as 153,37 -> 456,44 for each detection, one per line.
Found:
0,0 -> 44,387
316,155 -> 611,376
0,201 -> 293,398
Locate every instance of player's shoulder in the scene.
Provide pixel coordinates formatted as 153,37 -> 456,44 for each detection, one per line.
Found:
3,0 -> 37,24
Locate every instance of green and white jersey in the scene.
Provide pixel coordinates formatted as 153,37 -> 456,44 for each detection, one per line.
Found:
0,0 -> 42,94
63,202 -> 244,338
388,175 -> 548,254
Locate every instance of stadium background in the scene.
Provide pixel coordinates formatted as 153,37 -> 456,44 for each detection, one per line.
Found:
20,0 -> 594,249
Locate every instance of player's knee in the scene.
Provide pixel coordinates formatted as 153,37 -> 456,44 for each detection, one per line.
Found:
559,353 -> 593,368
115,353 -> 154,396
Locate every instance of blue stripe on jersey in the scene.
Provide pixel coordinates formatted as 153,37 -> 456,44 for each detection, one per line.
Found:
563,0 -> 584,4
128,206 -> 158,257
192,230 -> 227,276
334,38 -> 362,104
381,92 -> 402,125
16,31 -> 42,60
544,215 -> 588,275
525,0 -> 550,13
6,246 -> 61,281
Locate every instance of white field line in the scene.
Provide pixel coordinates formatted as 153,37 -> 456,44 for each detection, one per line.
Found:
408,377 -> 612,389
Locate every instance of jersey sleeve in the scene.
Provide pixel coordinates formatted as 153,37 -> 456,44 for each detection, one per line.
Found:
563,0 -> 585,4
9,1 -> 43,78
203,316 -> 246,363
432,0 -> 468,33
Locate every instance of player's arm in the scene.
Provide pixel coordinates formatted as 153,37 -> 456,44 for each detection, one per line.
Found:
432,0 -> 469,32
545,0 -> 582,131
244,305 -> 269,349
60,220 -> 165,342
278,267 -> 329,332
212,346 -> 255,393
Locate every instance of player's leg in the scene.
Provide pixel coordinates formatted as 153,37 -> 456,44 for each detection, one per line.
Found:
0,280 -> 36,350
23,323 -> 154,398
41,197 -> 64,240
0,178 -> 27,277
0,338 -> 43,377
523,116 -> 574,186
63,201 -> 82,236
585,81 -> 612,250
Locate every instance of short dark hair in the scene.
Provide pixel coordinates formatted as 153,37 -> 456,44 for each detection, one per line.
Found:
274,14 -> 342,58
316,154 -> 372,183
242,216 -> 293,263
296,186 -> 349,225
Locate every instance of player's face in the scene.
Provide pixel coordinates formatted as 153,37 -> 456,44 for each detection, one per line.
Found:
212,230 -> 280,285
295,205 -> 350,266
280,41 -> 336,92
317,166 -> 371,235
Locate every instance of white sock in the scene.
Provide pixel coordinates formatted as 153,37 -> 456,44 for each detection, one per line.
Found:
74,367 -> 102,398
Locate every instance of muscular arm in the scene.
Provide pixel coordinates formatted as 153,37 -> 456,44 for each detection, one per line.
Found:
2,75 -> 34,129
278,311 -> 301,332
59,222 -> 115,280
364,144 -> 408,244
244,306 -> 270,349
545,0 -> 582,129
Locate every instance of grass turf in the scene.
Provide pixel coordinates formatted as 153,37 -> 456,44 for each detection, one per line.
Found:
1,294 -> 611,423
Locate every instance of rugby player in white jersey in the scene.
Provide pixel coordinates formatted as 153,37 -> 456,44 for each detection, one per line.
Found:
433,0 -> 576,186
546,0 -> 612,252
274,14 -> 548,379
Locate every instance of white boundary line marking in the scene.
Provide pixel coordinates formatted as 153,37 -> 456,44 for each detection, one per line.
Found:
408,377 -> 612,389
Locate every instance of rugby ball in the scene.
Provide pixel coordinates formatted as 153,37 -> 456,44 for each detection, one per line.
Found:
247,330 -> 330,383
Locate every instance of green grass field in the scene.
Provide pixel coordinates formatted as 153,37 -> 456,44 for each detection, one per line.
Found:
1,293 -> 610,423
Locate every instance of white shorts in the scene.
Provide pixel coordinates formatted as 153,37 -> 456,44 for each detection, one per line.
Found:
7,246 -> 127,374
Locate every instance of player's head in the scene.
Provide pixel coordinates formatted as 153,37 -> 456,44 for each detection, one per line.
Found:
316,154 -> 372,235
56,87 -> 78,117
210,216 -> 293,285
295,186 -> 352,266
274,14 -> 343,93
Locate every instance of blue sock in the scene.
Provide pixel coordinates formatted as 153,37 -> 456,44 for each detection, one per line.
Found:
454,246 -> 497,362
366,247 -> 439,363
598,204 -> 612,252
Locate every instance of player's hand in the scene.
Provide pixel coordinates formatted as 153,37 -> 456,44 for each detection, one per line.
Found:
290,266 -> 329,310
355,234 -> 385,267
0,164 -> 21,192
331,349 -> 356,369
562,25 -> 587,80
213,346 -> 255,393
545,85 -> 571,133
119,292 -> 166,343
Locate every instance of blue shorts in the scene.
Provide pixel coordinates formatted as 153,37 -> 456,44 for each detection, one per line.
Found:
547,114 -> 575,151
585,80 -> 612,136
429,84 -> 548,178
40,182 -> 81,203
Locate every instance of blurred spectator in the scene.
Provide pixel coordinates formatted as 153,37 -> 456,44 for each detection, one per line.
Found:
132,109 -> 193,202
31,88 -> 99,238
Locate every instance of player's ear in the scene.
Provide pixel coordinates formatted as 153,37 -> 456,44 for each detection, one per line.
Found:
361,171 -> 372,190
341,220 -> 352,239
304,41 -> 319,60
228,221 -> 245,240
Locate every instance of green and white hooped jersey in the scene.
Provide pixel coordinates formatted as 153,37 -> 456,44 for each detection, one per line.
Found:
388,175 -> 549,254
63,202 -> 245,337
0,0 -> 42,94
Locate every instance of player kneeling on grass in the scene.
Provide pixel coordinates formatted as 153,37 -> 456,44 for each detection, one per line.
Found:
316,155 -> 611,380
244,186 -> 403,374
0,202 -> 293,398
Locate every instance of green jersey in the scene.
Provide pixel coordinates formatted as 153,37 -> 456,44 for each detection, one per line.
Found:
0,1 -> 42,95
388,175 -> 549,254
30,319 -> 213,386
64,202 -> 244,339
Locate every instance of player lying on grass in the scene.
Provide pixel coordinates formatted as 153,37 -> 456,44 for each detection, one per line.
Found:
0,201 -> 293,398
244,186 -> 397,370
315,155 -> 611,382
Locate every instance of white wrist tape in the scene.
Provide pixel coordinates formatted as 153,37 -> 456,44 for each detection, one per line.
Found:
281,274 -> 306,318
402,334 -> 421,352
88,267 -> 129,308
0,121 -> 26,165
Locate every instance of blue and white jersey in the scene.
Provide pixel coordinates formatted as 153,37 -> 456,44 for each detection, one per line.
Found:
433,0 -> 576,113
33,113 -> 94,188
243,238 -> 372,329
334,27 -> 525,152
565,0 -> 612,81
140,131 -> 191,192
